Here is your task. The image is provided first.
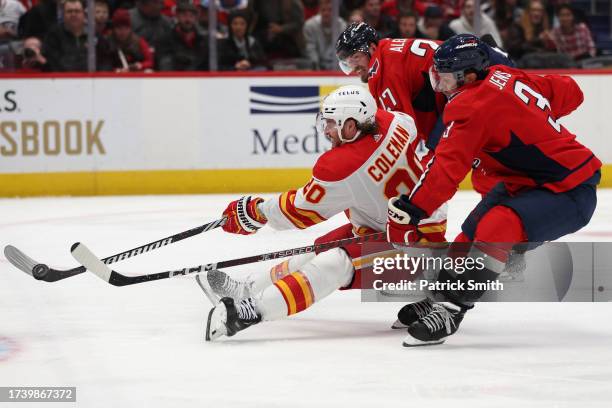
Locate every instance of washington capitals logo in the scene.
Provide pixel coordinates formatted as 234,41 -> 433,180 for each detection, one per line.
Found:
368,59 -> 380,79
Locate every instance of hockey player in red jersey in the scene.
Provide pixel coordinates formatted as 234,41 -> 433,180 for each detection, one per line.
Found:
202,85 -> 447,341
336,22 -> 446,150
387,34 -> 601,346
335,22 -> 513,154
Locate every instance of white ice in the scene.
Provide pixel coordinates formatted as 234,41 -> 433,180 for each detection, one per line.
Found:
1,191 -> 612,408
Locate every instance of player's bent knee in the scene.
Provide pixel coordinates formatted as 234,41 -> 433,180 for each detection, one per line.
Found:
300,248 -> 354,296
473,205 -> 527,243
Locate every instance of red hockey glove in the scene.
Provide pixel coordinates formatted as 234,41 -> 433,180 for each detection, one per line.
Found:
222,196 -> 267,235
386,196 -> 427,245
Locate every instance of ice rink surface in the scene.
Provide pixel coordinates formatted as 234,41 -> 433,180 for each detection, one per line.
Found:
1,190 -> 612,408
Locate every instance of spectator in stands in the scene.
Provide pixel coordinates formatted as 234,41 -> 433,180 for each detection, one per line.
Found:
449,0 -> 503,46
94,0 -> 110,36
480,0 -> 524,60
129,0 -> 173,54
390,10 -> 423,38
18,36 -> 48,71
157,0 -> 208,70
498,18 -> 526,60
343,0 -> 365,14
362,0 -> 395,38
520,0 -> 554,53
551,4 -> 596,61
42,0 -> 112,71
249,0 -> 305,59
108,8 -> 154,71
303,0 -> 346,70
348,8 -> 364,24
417,5 -> 455,41
0,0 -> 25,42
217,0 -> 249,37
381,0 -> 414,18
415,0 -> 460,20
218,9 -> 265,70
0,35 -> 46,71
18,0 -> 56,39
489,0 -> 523,28
199,0 -> 248,39
550,0 -> 586,27
302,0 -> 318,21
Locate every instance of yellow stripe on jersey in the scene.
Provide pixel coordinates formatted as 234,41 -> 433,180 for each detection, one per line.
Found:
279,190 -> 327,229
417,222 -> 447,234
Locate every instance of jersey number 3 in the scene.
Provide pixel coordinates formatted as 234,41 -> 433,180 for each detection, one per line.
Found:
514,81 -> 562,133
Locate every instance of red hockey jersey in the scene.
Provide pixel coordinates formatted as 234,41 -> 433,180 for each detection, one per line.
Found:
367,38 -> 447,145
410,65 -> 601,216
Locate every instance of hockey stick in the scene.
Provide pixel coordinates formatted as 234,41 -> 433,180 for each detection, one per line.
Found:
71,232 -> 386,286
4,218 -> 226,282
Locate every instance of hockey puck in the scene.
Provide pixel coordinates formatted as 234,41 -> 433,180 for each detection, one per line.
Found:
32,264 -> 50,280
598,286 -> 604,292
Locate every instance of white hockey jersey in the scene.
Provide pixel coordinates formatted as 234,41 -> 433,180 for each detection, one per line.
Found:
260,109 -> 447,239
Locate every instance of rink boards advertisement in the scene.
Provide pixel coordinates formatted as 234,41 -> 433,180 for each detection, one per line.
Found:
0,72 -> 611,196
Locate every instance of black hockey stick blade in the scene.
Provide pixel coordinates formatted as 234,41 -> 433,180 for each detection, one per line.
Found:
71,232 -> 386,287
4,245 -> 84,282
4,218 -> 226,283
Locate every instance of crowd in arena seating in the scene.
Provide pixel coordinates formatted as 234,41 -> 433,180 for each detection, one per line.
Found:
0,0 -> 607,72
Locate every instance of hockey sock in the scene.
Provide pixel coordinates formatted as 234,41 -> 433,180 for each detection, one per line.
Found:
248,252 -> 316,295
255,248 -> 354,321
432,206 -> 529,307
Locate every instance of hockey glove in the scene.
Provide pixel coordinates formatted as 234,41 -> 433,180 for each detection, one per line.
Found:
386,195 -> 428,245
222,196 -> 267,235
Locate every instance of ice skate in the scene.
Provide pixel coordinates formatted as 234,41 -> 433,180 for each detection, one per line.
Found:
205,297 -> 261,341
391,298 -> 435,329
196,269 -> 252,304
402,303 -> 466,347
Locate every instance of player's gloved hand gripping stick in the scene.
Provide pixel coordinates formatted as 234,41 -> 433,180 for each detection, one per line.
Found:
4,218 -> 227,282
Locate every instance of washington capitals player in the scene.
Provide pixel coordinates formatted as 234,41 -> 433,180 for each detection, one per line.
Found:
335,22 -> 512,157
387,35 -> 601,346
203,85 -> 447,341
336,25 -> 516,330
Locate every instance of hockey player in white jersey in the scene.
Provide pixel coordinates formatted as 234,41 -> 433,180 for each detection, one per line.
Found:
203,85 -> 447,341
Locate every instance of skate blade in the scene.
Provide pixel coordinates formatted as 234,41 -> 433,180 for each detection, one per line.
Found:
402,337 -> 446,347
391,319 -> 409,329
205,303 -> 227,342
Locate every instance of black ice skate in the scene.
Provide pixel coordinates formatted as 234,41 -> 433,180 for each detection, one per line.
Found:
391,298 -> 434,329
205,297 -> 261,341
196,269 -> 253,304
402,303 -> 466,347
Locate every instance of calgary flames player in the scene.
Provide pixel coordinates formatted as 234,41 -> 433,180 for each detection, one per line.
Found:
387,34 -> 601,346
202,85 -> 447,341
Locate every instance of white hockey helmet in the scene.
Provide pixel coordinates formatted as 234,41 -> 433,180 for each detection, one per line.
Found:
318,85 -> 377,144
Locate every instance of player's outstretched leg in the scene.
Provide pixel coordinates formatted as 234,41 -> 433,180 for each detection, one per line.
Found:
206,297 -> 262,341
205,248 -> 354,341
196,253 -> 316,305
